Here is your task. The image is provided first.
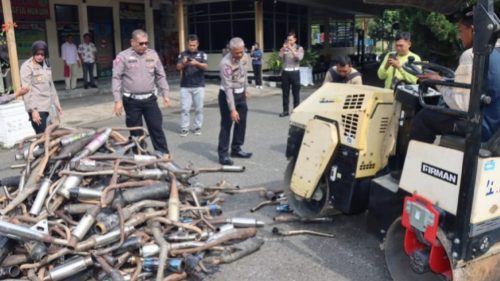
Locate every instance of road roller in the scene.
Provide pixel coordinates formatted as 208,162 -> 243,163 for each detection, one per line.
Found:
382,0 -> 500,280
284,0 -> 500,280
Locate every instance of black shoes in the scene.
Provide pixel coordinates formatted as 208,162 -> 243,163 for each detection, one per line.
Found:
230,150 -> 253,158
279,112 -> 289,117
219,150 -> 252,165
91,84 -> 98,88
219,156 -> 234,165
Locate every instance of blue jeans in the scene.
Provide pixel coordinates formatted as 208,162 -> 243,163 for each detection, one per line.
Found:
180,87 -> 205,130
82,62 -> 95,86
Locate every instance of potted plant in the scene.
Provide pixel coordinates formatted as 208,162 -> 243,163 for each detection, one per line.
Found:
266,51 -> 283,74
265,51 -> 282,87
299,49 -> 319,86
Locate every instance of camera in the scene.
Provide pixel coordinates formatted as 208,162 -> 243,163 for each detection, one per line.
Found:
186,57 -> 193,62
389,52 -> 397,60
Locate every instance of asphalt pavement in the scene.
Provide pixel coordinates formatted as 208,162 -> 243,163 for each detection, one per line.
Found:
0,64 -> 392,280
0,84 -> 391,281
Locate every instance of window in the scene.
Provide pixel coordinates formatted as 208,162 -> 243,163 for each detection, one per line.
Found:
311,18 -> 354,50
262,2 -> 308,51
187,1 -> 255,53
187,1 -> 307,53
330,19 -> 354,47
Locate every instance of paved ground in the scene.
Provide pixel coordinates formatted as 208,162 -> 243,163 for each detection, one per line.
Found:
0,65 -> 393,281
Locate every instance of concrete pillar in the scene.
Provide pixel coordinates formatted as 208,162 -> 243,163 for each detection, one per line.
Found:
307,8 -> 312,49
112,1 -> 122,52
177,0 -> 185,53
323,17 -> 330,50
79,2 -> 89,36
145,0 -> 155,48
1,0 -> 20,91
255,0 -> 264,49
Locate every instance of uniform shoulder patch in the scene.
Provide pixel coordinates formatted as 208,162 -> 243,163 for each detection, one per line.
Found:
223,64 -> 233,79
113,57 -> 122,65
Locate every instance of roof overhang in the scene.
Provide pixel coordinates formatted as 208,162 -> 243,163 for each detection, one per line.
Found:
285,0 -> 386,16
363,0 -> 466,15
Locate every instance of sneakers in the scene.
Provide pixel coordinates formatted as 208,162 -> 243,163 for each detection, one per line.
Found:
179,129 -> 189,137
179,128 -> 201,137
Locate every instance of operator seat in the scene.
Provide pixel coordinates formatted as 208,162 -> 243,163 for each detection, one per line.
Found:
439,127 -> 500,156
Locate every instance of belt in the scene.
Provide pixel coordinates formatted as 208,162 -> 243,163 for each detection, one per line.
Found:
123,92 -> 154,100
283,67 -> 300,71
220,87 -> 245,94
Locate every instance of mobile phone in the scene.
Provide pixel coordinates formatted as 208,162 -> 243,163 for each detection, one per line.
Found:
389,52 -> 397,59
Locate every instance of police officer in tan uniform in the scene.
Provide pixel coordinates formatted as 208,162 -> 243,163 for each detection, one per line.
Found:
112,29 -> 171,157
279,32 -> 304,117
21,40 -> 62,134
218,37 -> 252,165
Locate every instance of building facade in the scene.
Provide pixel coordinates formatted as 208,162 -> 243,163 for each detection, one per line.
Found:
1,0 -> 380,81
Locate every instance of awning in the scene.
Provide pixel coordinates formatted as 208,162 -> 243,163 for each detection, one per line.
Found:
363,0 -> 465,15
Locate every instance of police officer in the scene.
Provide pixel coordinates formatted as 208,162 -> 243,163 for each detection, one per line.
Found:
279,32 -> 304,117
250,42 -> 263,88
21,40 -> 63,134
112,29 -> 171,157
176,34 -> 208,137
218,37 -> 252,165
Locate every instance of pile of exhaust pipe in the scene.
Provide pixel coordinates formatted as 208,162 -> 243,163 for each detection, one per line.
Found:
0,124 -> 266,281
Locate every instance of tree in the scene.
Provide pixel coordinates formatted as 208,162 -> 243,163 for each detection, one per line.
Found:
368,10 -> 400,52
398,9 -> 460,67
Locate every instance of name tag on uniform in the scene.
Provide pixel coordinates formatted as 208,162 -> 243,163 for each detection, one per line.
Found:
146,55 -> 155,62
127,57 -> 138,63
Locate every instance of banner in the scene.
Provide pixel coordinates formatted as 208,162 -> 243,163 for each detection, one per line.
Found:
0,0 -> 50,21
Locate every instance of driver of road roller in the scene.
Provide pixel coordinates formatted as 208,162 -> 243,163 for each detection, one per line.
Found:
411,9 -> 500,143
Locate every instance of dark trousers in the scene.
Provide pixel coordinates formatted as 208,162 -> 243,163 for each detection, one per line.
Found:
252,64 -> 262,86
82,62 -> 95,86
29,111 -> 49,134
281,70 -> 301,112
123,95 -> 169,154
410,108 -> 464,143
218,90 -> 248,157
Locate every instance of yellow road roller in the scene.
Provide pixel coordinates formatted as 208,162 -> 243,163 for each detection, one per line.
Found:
284,0 -> 500,280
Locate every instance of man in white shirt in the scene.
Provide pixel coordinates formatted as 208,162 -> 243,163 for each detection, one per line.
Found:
78,33 -> 97,89
61,34 -> 80,90
410,10 -> 473,143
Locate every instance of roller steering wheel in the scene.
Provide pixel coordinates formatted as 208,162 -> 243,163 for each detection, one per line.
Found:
402,56 -> 456,82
